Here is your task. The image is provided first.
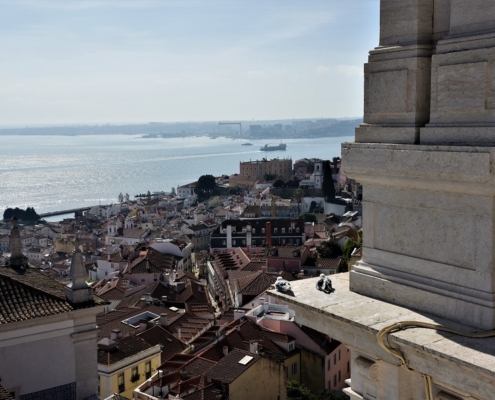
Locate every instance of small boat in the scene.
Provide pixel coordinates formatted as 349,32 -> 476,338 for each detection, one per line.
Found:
260,142 -> 287,151
241,143 -> 253,146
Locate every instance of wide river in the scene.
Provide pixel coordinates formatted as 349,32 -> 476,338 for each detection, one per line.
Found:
0,134 -> 354,216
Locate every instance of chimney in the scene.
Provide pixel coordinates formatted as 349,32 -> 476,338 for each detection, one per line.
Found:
250,341 -> 259,354
266,222 -> 272,246
223,345 -> 229,356
107,254 -> 111,261
160,313 -> 168,327
111,329 -> 122,340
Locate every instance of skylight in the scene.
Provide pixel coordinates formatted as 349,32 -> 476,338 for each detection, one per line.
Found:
238,355 -> 254,365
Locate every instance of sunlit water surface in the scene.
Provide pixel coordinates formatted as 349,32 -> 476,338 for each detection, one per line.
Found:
1,135 -> 353,215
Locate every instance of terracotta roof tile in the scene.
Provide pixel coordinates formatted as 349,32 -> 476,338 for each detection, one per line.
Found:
97,335 -> 157,366
0,383 -> 14,400
0,266 -> 105,324
205,349 -> 259,383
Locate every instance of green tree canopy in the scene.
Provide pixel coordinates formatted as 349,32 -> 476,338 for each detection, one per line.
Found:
264,173 -> 278,181
342,237 -> 359,261
317,239 -> 343,258
3,207 -> 40,222
197,174 -> 216,191
194,174 -> 217,202
287,380 -> 350,400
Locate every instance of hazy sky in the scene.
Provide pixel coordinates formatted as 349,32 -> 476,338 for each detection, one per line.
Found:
0,0 -> 379,126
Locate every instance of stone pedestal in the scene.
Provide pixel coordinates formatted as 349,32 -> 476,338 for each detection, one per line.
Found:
268,275 -> 495,400
343,142 -> 495,330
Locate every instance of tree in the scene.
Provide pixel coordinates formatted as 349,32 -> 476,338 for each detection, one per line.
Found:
197,174 -> 216,192
3,207 -> 40,222
286,178 -> 300,188
147,190 -> 151,200
293,188 -> 304,214
118,192 -> 124,203
287,381 -> 349,400
300,213 -> 317,223
287,380 -> 316,400
170,187 -> 176,196
194,174 -> 217,201
309,200 -> 317,213
124,193 -> 130,202
342,237 -> 359,261
322,160 -> 336,200
317,239 -> 342,258
273,178 -> 285,188
264,173 -> 278,181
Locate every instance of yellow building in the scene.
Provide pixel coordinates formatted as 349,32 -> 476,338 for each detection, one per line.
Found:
240,157 -> 293,180
97,333 -> 161,399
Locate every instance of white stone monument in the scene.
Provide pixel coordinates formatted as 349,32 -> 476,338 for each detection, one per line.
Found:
346,0 -> 495,331
269,2 -> 495,399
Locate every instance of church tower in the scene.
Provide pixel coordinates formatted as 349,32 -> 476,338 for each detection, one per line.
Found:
8,216 -> 28,267
65,240 -> 93,304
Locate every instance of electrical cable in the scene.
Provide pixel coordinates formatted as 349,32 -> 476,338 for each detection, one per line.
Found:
376,321 -> 495,399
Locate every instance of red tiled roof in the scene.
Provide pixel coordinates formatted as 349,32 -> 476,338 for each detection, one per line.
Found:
0,266 -> 105,324
97,335 -> 157,366
138,325 -> 187,362
205,348 -> 260,383
0,383 -> 15,400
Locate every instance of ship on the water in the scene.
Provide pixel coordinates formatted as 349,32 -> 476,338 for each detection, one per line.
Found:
260,142 -> 287,151
241,142 -> 253,146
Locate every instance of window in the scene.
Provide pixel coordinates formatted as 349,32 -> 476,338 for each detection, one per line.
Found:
281,228 -> 285,233
334,353 -> 337,365
333,374 -> 337,388
288,342 -> 295,351
291,362 -> 297,375
252,228 -> 256,234
131,366 -> 139,382
339,349 -> 341,361
347,361 -> 350,374
274,228 -> 278,234
296,228 -> 300,233
98,375 -> 100,395
327,359 -> 331,371
118,373 -> 125,393
222,240 -> 226,245
338,370 -> 341,382
262,228 -> 265,234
